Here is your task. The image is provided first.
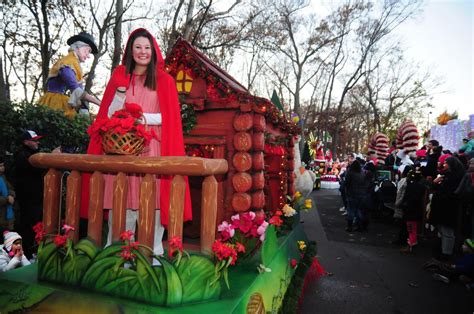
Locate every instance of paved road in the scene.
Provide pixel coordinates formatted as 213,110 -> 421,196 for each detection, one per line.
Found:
299,189 -> 473,314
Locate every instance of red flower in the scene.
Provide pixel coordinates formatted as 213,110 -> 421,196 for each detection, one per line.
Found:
168,236 -> 183,258
290,258 -> 297,268
212,240 -> 238,265
235,242 -> 246,253
120,250 -> 136,261
120,230 -> 134,241
269,215 -> 283,227
54,235 -> 68,247
129,241 -> 140,250
32,222 -> 44,233
124,102 -> 143,118
35,230 -> 46,244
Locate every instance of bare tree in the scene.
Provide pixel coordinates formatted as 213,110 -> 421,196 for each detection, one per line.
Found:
328,0 -> 421,156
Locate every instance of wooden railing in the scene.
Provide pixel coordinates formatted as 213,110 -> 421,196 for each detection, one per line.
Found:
29,153 -> 228,255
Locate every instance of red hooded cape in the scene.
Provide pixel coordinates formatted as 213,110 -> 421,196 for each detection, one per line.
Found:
80,28 -> 192,226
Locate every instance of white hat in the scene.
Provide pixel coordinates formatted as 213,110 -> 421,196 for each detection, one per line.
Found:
3,231 -> 22,251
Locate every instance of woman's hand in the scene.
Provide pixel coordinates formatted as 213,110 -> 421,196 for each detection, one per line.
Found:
7,195 -> 14,204
433,175 -> 444,184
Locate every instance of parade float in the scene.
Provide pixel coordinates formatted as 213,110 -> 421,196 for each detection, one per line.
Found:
429,113 -> 474,153
0,39 -> 322,313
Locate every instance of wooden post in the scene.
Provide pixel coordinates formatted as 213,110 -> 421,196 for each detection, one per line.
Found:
43,169 -> 61,234
168,175 -> 185,240
112,172 -> 128,243
138,174 -> 156,258
201,175 -> 218,255
88,171 -> 104,246
65,170 -> 81,243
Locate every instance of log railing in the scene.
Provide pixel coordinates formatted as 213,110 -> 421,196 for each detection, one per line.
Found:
29,153 -> 228,255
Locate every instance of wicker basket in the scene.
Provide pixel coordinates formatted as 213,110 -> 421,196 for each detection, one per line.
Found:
102,130 -> 145,155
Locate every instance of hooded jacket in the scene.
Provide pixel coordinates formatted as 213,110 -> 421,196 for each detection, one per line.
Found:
80,28 -> 192,226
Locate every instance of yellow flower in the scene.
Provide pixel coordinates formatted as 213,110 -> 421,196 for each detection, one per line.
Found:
282,204 -> 296,217
297,241 -> 306,251
294,191 -> 302,199
305,199 -> 312,209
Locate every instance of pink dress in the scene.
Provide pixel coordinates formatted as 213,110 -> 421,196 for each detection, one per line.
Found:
103,74 -> 162,210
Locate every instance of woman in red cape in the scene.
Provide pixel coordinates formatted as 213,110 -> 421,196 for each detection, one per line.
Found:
80,28 -> 192,254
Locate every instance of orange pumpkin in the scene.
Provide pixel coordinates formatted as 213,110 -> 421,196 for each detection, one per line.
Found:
232,192 -> 251,212
232,152 -> 252,172
232,172 -> 252,193
233,132 -> 252,151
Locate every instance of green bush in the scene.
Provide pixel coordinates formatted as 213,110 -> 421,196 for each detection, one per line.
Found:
0,101 -> 91,156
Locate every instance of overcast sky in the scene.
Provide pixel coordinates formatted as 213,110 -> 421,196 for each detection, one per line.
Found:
395,0 -> 473,121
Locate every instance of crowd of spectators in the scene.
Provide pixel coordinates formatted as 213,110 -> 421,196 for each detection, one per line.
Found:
336,134 -> 474,290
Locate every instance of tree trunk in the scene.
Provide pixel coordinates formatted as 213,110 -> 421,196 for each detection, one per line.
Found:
111,0 -> 123,71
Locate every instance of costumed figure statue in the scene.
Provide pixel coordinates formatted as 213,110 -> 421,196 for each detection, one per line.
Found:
294,135 -> 316,197
368,132 -> 389,165
396,120 -> 420,158
38,32 -> 101,118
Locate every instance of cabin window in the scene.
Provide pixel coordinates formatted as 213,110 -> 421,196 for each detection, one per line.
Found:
176,69 -> 193,93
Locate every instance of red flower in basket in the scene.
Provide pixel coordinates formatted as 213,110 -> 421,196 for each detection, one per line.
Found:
88,103 -> 156,155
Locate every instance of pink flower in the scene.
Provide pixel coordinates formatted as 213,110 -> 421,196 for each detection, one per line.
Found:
257,221 -> 268,241
62,224 -> 75,235
217,221 -> 235,241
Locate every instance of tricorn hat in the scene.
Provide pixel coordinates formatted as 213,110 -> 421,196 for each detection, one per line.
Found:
67,32 -> 98,54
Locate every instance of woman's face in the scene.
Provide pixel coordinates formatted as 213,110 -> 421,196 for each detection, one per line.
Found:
76,45 -> 92,62
132,36 -> 152,68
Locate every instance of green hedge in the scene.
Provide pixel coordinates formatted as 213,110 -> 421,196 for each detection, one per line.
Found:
0,101 -> 91,157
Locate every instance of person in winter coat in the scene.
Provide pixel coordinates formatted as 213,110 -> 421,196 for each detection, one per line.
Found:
0,156 -> 15,232
13,130 -> 45,258
400,169 -> 427,253
429,154 -> 466,260
0,231 -> 30,272
344,160 -> 370,232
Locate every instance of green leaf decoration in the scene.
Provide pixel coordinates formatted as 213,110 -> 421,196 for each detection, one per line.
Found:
61,254 -> 92,285
37,241 -> 59,279
159,257 -> 183,306
176,255 -> 221,303
92,243 -> 123,260
81,256 -> 121,289
261,225 -> 278,266
74,239 -> 99,260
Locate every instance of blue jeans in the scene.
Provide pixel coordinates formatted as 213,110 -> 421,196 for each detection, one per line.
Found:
347,195 -> 367,224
